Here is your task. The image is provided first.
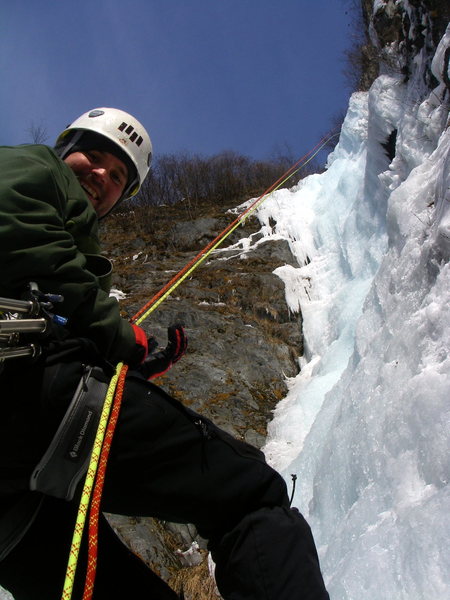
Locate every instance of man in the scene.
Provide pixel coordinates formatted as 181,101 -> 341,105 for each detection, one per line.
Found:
0,108 -> 329,599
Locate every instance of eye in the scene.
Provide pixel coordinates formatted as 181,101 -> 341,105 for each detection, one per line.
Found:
111,170 -> 126,187
86,150 -> 100,162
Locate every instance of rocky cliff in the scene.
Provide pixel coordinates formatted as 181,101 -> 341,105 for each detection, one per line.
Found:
100,195 -> 302,597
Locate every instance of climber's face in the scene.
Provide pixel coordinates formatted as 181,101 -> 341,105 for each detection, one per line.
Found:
64,150 -> 128,218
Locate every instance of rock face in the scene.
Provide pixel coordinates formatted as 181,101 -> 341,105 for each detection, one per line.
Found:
100,198 -> 302,597
365,0 -> 450,84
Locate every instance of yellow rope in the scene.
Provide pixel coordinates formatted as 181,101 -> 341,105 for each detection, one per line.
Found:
134,134 -> 333,325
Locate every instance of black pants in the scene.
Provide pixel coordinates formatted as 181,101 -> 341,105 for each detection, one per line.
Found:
0,498 -> 179,599
0,374 -> 329,599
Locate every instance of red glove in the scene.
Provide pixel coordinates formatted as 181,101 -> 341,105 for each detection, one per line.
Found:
130,324 -> 149,364
138,324 -> 187,380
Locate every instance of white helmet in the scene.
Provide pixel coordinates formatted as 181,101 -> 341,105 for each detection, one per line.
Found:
56,107 -> 152,198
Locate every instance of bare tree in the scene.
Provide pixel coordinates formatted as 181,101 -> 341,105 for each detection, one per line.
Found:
134,149 -> 314,212
27,121 -> 49,144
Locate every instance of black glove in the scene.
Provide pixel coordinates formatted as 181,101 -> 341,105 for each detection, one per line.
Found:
138,324 -> 187,380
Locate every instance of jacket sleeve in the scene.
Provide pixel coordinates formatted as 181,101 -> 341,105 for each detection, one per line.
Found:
0,145 -> 139,365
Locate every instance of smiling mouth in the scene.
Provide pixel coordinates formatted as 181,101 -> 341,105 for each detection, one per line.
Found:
81,181 -> 99,201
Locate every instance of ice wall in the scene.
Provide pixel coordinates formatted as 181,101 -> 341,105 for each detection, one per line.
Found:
261,21 -> 450,600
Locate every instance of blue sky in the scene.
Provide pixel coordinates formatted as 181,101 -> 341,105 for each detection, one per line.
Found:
1,1 -> 356,163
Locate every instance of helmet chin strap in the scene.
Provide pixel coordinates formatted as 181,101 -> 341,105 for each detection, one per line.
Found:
56,130 -> 84,160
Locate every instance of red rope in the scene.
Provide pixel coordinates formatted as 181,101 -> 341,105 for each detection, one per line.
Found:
82,364 -> 129,600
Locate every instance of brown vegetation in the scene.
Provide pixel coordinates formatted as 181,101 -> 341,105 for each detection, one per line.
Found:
132,150 -> 316,215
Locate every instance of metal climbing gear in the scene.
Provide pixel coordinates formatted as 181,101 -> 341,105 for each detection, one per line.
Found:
0,283 -> 67,363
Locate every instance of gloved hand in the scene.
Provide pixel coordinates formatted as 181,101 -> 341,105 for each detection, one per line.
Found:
138,324 -> 187,380
130,324 -> 149,365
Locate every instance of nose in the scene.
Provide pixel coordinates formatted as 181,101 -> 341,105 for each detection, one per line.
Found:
92,164 -> 107,176
91,165 -> 108,183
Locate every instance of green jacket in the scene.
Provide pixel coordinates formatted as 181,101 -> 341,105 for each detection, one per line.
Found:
0,144 -> 137,364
